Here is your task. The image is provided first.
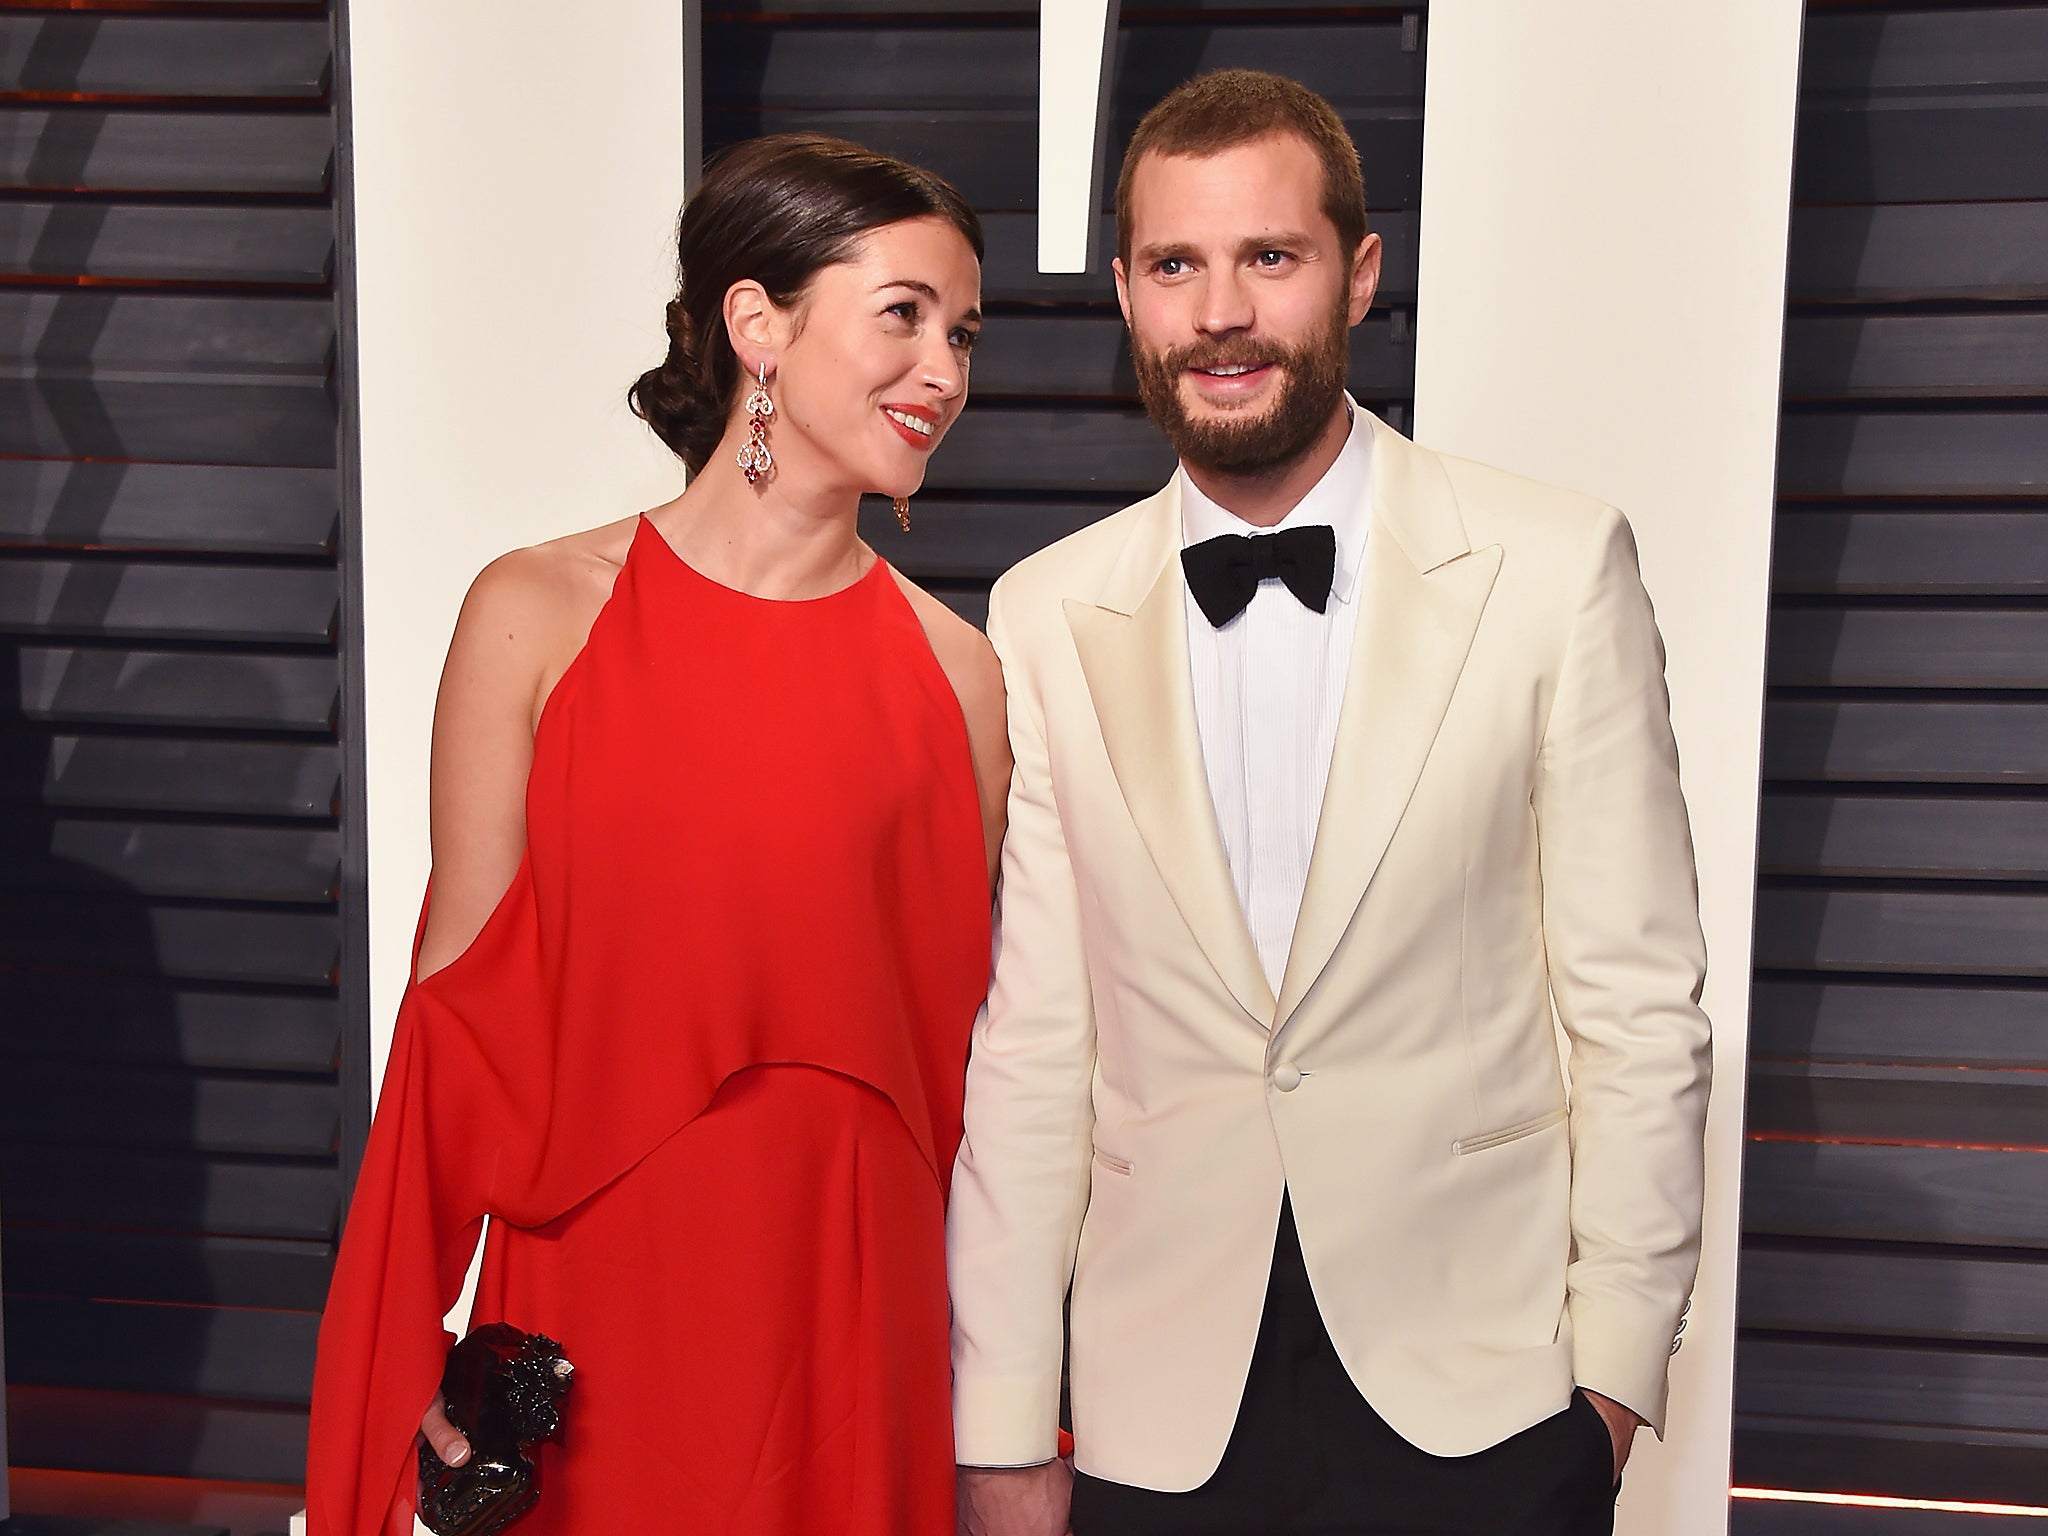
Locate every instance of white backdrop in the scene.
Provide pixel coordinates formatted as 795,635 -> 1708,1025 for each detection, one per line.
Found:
1413,4 -> 1804,1531
346,0 -> 689,1094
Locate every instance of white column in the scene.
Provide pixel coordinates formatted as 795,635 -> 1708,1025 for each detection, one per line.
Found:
344,0 -> 689,1097
1412,6 -> 1803,1533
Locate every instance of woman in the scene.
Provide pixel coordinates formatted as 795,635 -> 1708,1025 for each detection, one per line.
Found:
306,135 -> 1007,1536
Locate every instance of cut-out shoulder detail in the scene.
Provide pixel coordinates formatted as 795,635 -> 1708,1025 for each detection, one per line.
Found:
413,524 -> 635,981
888,567 -> 1011,881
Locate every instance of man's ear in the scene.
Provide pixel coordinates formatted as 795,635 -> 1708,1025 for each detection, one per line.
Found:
1112,257 -> 1134,328
1347,233 -> 1383,326
723,278 -> 786,373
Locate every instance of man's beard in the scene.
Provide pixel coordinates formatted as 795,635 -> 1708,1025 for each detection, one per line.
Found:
1129,293 -> 1351,477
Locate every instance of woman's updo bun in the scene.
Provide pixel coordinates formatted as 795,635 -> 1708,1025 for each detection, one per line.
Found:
629,135 -> 984,474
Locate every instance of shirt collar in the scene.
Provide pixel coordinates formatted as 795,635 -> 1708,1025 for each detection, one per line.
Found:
1177,397 -> 1374,605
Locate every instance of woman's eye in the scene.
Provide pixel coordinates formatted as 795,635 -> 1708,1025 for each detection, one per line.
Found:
950,328 -> 979,353
886,301 -> 919,323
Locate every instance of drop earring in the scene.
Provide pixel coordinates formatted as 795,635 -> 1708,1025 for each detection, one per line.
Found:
892,496 -> 911,533
737,363 -> 774,484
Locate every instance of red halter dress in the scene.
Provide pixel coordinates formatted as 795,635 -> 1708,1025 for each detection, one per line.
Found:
307,517 -> 991,1536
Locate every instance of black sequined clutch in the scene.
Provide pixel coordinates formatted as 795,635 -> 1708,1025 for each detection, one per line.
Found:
417,1323 -> 575,1536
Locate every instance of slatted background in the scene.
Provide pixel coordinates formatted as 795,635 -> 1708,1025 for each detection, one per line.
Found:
699,0 -> 1425,624
1732,1 -> 2048,1523
0,0 -> 358,1501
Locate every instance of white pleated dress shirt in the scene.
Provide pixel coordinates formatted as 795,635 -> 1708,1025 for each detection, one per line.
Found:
1180,404 -> 1374,993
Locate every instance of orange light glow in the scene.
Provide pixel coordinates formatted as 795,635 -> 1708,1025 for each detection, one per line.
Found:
1733,1487 -> 2048,1517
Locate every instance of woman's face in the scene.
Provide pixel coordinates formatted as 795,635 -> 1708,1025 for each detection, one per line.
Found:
769,215 -> 982,503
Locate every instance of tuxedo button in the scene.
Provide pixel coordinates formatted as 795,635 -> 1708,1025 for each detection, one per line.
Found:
1271,1063 -> 1304,1092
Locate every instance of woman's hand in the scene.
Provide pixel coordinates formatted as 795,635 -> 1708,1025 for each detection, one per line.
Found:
422,1393 -> 471,1468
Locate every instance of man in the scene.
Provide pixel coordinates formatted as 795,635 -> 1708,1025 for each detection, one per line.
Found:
949,70 -> 1711,1536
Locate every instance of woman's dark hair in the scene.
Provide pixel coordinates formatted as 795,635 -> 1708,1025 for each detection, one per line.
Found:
629,134 -> 984,473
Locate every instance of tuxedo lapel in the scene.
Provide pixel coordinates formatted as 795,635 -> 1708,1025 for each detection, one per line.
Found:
1275,419 -> 1502,1026
1067,484 -> 1276,1029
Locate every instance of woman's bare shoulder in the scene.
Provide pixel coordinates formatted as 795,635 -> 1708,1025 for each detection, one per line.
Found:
446,515 -> 642,722
888,567 -> 1003,720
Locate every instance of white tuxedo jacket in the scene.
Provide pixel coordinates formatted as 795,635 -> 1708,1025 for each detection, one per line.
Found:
947,413 -> 1712,1490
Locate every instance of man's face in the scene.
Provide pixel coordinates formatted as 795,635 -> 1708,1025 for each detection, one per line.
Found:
1115,134 -> 1380,477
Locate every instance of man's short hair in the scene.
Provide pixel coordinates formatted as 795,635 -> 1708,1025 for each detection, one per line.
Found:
1115,69 -> 1368,265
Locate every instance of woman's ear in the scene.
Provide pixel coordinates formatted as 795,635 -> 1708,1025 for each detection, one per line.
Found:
724,279 -> 785,375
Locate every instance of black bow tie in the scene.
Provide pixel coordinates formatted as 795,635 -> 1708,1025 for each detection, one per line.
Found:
1180,525 -> 1337,627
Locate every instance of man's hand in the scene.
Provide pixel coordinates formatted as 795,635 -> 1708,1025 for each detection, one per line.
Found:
1581,1388 -> 1641,1484
957,1460 -> 1072,1536
422,1394 -> 471,1469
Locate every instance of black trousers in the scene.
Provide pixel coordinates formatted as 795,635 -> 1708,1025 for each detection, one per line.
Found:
1069,1199 -> 1618,1536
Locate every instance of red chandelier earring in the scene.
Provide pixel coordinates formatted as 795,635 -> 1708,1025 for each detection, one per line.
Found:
737,362 -> 774,484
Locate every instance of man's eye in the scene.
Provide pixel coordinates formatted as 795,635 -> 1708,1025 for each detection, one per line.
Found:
1156,258 -> 1186,277
1256,250 -> 1289,267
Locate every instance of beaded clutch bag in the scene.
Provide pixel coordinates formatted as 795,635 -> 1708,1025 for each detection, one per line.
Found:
417,1324 -> 574,1536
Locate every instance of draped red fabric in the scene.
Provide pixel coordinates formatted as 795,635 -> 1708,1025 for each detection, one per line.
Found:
307,519 -> 990,1535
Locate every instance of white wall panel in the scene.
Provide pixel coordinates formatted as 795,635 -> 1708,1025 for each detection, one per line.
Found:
346,0 -> 688,1096
1413,5 -> 1803,1532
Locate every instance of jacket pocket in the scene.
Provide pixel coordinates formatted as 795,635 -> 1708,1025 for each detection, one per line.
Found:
1092,1148 -> 1134,1176
1452,1104 -> 1567,1156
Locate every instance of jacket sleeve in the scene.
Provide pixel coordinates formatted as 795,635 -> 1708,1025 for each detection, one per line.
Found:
947,577 -> 1099,1466
1532,506 -> 1713,1437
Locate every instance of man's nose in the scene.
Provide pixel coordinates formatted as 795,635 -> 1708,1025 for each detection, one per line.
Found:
1194,268 -> 1254,335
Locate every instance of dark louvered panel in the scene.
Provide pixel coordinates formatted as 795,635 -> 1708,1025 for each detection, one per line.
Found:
5,1295 -> 318,1405
1780,313 -> 2048,400
4,1386 -> 307,1484
1763,700 -> 2048,784
1742,1245 -> 2048,1345
705,21 -> 1426,212
1743,1141 -> 2048,1249
1787,201 -> 2048,303
0,0 -> 354,1499
925,408 -> 1177,495
1758,793 -> 2048,880
7,1305 -> 316,1441
0,895 -> 340,986
1751,979 -> 2048,1069
1770,607 -> 2048,688
2,1058 -> 337,1158
0,561 -> 338,644
1737,2 -> 2048,1508
0,17 -> 331,101
0,201 -> 335,287
1778,411 -> 2048,499
0,816 -> 341,902
1771,510 -> 2048,596
1,1146 -> 338,1243
13,646 -> 339,731
1754,888 -> 2048,977
0,735 -> 342,817
0,974 -> 339,1072
3,1228 -> 332,1313
0,289 -> 337,465
1747,1060 -> 2048,1148
856,499 -> 1122,580
0,110 -> 334,195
